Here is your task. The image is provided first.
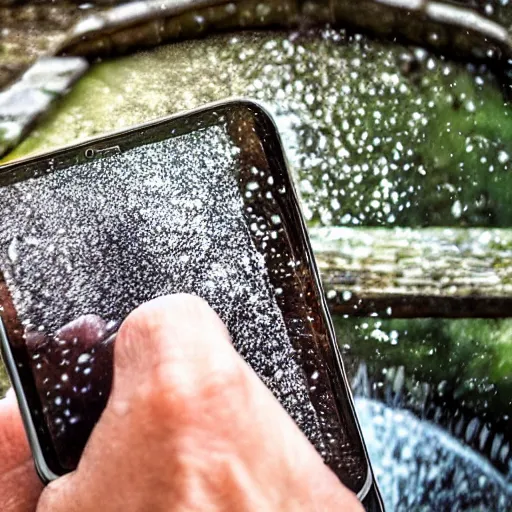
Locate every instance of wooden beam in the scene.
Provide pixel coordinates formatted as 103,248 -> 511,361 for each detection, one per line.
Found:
310,227 -> 512,318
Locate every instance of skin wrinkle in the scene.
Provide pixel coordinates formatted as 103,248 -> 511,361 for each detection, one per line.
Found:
0,458 -> 33,484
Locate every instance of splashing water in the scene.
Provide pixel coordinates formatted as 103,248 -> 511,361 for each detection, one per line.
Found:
355,398 -> 512,511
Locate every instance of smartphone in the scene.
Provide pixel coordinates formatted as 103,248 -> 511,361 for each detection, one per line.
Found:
0,100 -> 383,510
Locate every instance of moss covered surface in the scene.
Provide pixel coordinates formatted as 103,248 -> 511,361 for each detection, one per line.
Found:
337,316 -> 512,430
0,359 -> 8,398
4,30 -> 512,228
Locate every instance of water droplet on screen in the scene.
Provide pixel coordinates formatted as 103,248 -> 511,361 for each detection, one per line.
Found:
69,416 -> 81,425
77,353 -> 91,364
7,238 -> 18,263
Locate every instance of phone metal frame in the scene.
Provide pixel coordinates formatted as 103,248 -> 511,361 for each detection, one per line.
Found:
0,98 -> 383,508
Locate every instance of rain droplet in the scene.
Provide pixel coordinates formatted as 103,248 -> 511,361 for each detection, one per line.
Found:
77,353 -> 92,364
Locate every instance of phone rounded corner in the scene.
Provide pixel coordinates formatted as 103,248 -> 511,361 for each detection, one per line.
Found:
0,320 -> 61,484
223,97 -> 278,123
360,480 -> 386,512
356,464 -> 385,511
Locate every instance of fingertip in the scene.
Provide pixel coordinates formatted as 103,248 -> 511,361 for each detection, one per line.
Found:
114,294 -> 230,374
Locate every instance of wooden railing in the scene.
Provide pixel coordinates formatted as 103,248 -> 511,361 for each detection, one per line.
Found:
312,227 -> 512,318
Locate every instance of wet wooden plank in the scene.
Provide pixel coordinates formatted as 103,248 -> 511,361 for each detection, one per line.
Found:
311,227 -> 512,317
0,3 -> 96,90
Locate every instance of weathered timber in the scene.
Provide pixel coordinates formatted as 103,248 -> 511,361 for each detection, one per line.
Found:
0,4 -> 87,90
311,227 -> 512,318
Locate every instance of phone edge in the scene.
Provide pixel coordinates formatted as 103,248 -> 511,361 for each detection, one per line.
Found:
248,99 -> 384,510
0,317 -> 59,483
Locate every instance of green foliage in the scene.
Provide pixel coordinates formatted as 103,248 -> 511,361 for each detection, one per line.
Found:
419,72 -> 512,227
335,316 -> 512,423
0,359 -> 8,398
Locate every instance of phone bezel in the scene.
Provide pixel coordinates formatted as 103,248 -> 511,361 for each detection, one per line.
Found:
0,98 -> 380,505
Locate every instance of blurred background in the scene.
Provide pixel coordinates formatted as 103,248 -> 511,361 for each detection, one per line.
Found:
1,1 -> 512,509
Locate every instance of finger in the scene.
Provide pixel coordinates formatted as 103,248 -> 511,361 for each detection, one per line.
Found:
0,390 -> 31,473
112,293 -> 235,406
0,391 -> 43,512
107,295 -> 361,511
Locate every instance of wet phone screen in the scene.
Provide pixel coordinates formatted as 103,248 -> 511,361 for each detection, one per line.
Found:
0,101 -> 371,496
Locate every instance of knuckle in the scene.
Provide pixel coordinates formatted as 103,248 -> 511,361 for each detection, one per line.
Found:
115,294 -> 238,428
136,361 -> 199,425
141,373 -> 189,427
198,358 -> 247,406
142,350 -> 247,429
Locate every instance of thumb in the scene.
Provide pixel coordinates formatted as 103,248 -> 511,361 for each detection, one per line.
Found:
37,293 -> 235,511
109,293 -> 234,411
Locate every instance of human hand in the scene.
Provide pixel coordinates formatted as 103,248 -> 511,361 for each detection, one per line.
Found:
0,389 -> 43,512
37,294 -> 363,511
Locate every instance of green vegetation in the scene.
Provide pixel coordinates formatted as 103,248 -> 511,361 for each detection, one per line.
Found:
0,359 -> 8,398
336,316 -> 512,426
